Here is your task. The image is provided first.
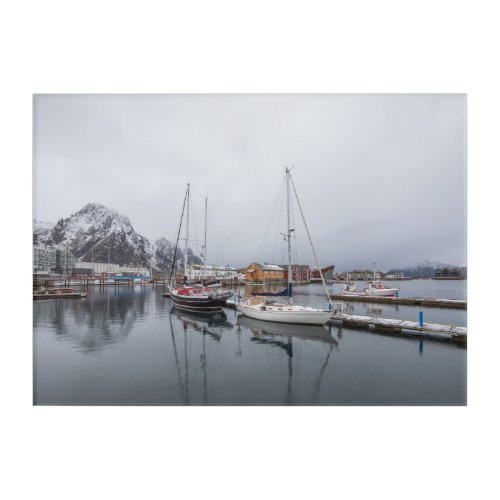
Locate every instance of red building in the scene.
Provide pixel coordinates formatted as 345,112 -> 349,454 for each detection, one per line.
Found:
279,264 -> 311,283
310,265 -> 335,281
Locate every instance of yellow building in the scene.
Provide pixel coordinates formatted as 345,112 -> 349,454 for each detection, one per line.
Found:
243,263 -> 286,283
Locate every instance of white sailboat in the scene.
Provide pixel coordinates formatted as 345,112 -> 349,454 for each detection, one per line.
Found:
236,167 -> 333,325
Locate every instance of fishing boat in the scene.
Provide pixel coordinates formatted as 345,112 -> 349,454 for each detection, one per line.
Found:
236,167 -> 333,325
343,271 -> 357,293
342,264 -> 399,297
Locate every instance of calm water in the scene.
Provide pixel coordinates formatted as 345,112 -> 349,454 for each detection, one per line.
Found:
33,281 -> 467,405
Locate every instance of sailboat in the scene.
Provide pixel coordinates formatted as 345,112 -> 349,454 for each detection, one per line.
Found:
168,183 -> 224,313
236,167 -> 333,325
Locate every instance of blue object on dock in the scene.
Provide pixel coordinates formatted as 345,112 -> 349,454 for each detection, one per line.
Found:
419,310 -> 424,327
396,291 -> 399,298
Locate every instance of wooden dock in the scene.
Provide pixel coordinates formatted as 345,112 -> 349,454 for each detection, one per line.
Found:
329,294 -> 466,309
33,291 -> 87,300
328,313 -> 467,343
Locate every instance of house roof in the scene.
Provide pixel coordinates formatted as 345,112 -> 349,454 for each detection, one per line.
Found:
245,263 -> 285,272
310,265 -> 335,272
262,264 -> 285,271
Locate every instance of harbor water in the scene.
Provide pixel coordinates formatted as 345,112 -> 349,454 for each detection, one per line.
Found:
33,281 -> 466,405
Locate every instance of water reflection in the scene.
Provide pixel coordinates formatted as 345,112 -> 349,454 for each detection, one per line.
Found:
34,287 -> 466,405
171,306 -> 234,340
365,305 -> 386,316
238,315 -> 338,346
237,316 -> 338,404
33,287 -> 150,354
167,307 -> 234,405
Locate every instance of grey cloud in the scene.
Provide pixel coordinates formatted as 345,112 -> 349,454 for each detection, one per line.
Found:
33,94 -> 466,271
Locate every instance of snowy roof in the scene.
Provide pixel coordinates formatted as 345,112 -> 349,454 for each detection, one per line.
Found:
261,264 -> 285,271
278,264 -> 311,270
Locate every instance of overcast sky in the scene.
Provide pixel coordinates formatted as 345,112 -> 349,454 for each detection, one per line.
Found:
33,94 -> 466,271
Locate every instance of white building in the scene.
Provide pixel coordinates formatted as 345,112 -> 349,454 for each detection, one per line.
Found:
33,244 -> 75,274
187,264 -> 246,282
73,261 -> 151,276
33,244 -> 56,273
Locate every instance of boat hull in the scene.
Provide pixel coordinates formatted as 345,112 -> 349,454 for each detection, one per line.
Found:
366,288 -> 399,296
236,303 -> 332,325
171,295 -> 223,313
211,291 -> 234,306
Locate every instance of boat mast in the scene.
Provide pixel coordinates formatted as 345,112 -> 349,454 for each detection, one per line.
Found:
184,183 -> 190,278
286,167 -> 293,303
150,244 -> 154,279
203,195 -> 207,283
168,183 -> 189,287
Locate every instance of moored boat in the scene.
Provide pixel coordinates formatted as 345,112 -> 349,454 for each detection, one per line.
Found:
342,265 -> 399,297
236,167 -> 333,325
167,183 -> 223,313
34,287 -> 87,300
342,281 -> 400,297
237,296 -> 332,325
170,285 -> 224,313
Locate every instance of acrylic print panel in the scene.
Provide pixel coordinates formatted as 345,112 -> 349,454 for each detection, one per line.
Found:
33,94 -> 466,406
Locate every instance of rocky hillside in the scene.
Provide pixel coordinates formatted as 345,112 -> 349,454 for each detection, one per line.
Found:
33,203 -> 202,272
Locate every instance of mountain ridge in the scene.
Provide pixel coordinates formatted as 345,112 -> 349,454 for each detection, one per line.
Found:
33,203 -> 202,272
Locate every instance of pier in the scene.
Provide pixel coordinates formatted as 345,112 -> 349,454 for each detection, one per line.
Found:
33,290 -> 87,300
328,293 -> 466,309
328,313 -> 467,343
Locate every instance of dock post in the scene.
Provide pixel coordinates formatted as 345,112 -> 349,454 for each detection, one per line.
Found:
419,310 -> 424,328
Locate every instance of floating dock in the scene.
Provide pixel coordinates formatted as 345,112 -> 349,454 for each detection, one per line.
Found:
33,291 -> 87,300
328,313 -> 467,343
329,294 -> 466,309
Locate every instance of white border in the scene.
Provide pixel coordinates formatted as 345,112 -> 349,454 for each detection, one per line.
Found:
1,1 -> 498,499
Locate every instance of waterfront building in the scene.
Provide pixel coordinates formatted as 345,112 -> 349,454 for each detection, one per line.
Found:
33,243 -> 75,274
243,263 -> 286,283
186,264 -> 245,282
55,249 -> 76,274
435,267 -> 463,278
278,264 -> 311,283
72,261 -> 151,276
33,244 -> 56,274
310,265 -> 336,282
384,272 -> 406,279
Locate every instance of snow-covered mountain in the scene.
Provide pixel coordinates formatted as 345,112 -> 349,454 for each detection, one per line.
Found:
33,203 -> 202,271
32,220 -> 54,244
